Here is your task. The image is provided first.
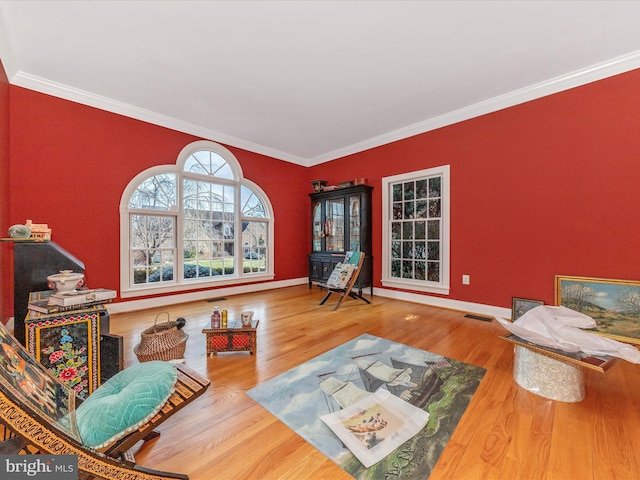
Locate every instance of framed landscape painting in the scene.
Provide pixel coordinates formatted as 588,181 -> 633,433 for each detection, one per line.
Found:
555,275 -> 640,345
511,297 -> 544,322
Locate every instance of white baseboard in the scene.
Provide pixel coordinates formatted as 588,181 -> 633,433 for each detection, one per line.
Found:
106,278 -> 511,321
372,287 -> 511,320
106,277 -> 308,314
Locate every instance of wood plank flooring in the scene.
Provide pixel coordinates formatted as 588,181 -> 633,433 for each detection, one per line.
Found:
108,285 -> 640,480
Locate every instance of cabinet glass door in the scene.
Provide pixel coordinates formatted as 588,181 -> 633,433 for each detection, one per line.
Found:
349,195 -> 361,251
325,198 -> 345,251
312,200 -> 322,251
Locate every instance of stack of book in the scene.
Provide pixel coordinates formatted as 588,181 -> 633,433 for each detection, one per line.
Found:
28,289 -> 116,314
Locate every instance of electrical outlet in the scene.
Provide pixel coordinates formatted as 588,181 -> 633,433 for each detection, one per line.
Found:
462,274 -> 470,285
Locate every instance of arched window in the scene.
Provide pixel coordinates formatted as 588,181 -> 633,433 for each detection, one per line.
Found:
119,141 -> 274,297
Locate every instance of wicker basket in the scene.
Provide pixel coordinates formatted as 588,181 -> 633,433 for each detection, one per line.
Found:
134,312 -> 188,362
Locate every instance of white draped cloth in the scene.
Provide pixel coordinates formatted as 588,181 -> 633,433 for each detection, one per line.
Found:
497,305 -> 640,364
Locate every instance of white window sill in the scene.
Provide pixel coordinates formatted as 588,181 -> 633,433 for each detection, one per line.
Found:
381,279 -> 450,296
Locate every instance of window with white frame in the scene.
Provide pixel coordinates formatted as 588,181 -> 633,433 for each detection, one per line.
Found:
381,166 -> 450,294
120,141 -> 274,297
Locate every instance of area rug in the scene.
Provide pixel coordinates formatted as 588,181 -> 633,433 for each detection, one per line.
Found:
247,333 -> 486,479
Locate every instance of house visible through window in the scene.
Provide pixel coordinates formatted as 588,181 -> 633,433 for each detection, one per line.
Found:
120,141 -> 274,297
381,166 -> 450,295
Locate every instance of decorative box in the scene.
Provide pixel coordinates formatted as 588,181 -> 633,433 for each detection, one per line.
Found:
202,321 -> 259,355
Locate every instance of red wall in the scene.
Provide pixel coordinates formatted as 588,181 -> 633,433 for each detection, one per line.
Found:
7,87 -> 309,314
310,69 -> 640,309
4,69 -> 640,319
0,60 -> 10,321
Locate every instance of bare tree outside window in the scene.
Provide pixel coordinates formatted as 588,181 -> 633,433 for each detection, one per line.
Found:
123,141 -> 272,290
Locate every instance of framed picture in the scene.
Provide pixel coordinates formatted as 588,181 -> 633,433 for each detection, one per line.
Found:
511,297 -> 544,322
555,275 -> 640,345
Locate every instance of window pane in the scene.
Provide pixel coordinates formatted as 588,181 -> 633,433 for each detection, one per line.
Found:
403,182 -> 414,200
402,260 -> 413,278
391,222 -> 401,240
133,268 -> 147,284
403,201 -> 414,219
427,261 -> 440,282
182,177 -> 236,279
312,201 -> 322,251
416,179 -> 428,198
130,214 -> 175,286
428,241 -> 440,261
416,200 -> 428,218
415,261 -> 426,280
402,241 -> 413,259
391,240 -> 401,259
391,259 -> 401,277
402,222 -> 413,240
183,179 -> 197,198
326,198 -> 344,251
429,199 -> 441,218
349,196 -> 361,251
184,240 -> 197,259
427,220 -> 440,240
241,186 -> 267,218
129,174 -> 176,210
392,184 -> 403,202
429,177 -> 441,197
393,202 -> 403,220
184,150 -> 234,179
242,221 -> 267,274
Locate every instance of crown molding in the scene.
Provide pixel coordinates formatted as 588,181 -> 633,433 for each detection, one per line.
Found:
7,49 -> 640,168
307,50 -> 640,166
10,71 -> 308,166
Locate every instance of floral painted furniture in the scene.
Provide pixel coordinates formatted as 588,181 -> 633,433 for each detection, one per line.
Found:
25,304 -> 103,398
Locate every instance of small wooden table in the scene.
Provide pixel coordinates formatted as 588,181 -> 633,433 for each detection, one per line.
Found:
202,320 -> 259,355
500,334 -> 618,402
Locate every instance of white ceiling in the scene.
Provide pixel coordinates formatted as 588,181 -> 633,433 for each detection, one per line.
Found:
1,1 -> 640,166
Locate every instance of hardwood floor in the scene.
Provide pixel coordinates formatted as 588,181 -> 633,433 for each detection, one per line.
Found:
109,285 -> 640,480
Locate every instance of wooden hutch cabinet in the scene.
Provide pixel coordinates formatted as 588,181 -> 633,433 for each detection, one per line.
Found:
308,184 -> 373,295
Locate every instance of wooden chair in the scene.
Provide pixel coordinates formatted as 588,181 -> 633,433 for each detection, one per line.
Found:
319,251 -> 371,310
0,322 -> 210,480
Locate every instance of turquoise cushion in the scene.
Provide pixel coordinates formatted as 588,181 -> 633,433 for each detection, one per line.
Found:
76,361 -> 177,449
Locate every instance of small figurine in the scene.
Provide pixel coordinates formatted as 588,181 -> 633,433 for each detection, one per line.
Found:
25,219 -> 52,241
8,224 -> 31,238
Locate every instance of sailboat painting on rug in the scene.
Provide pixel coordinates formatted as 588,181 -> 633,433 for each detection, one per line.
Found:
247,334 -> 486,479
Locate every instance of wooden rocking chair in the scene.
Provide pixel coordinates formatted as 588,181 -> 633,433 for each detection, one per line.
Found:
0,321 -> 210,480
319,251 -> 371,310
